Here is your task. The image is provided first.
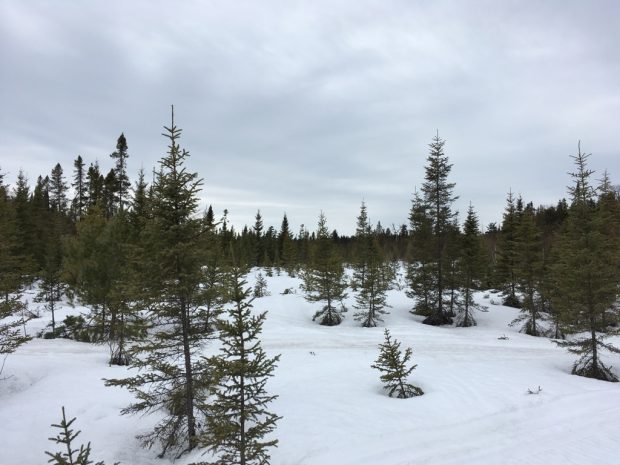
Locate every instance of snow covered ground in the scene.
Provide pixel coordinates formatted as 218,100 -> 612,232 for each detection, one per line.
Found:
1,272 -> 619,465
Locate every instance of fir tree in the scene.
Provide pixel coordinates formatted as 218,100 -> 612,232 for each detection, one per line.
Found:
351,201 -> 371,291
199,266 -> 281,465
551,143 -> 620,382
301,213 -> 348,326
105,108 -> 214,455
253,210 -> 264,266
371,329 -> 423,398
85,163 -> 104,209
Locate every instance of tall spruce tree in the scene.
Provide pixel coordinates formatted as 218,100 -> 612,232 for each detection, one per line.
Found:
511,205 -> 545,336
417,132 -> 458,325
0,173 -> 31,360
301,212 -> 348,326
105,108 -> 214,454
110,133 -> 131,213
72,155 -> 87,220
497,190 -> 520,307
49,163 -> 68,215
406,190 -> 435,316
551,143 -> 619,382
199,265 -> 281,465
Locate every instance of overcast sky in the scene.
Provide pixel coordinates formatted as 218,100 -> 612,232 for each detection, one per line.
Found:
1,0 -> 619,234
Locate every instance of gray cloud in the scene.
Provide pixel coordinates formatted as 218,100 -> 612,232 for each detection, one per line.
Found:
1,0 -> 619,234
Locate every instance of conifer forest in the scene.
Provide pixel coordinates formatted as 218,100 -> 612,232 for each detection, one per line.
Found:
1,2 -> 619,465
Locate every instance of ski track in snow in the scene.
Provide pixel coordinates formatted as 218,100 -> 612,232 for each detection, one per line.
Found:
1,273 -> 619,465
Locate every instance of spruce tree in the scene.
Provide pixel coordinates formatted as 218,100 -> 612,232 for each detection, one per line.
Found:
45,407 -> 117,465
110,133 -> 131,213
277,213 -> 295,273
406,190 -> 435,316
105,108 -> 214,454
49,163 -> 68,215
551,143 -> 619,382
199,266 -> 281,465
412,133 -> 458,325
511,205 -> 545,336
352,205 -> 392,327
497,190 -> 520,307
85,162 -> 104,209
72,155 -> 87,220
0,175 -> 31,360
371,329 -> 423,398
253,210 -> 264,266
455,204 -> 486,327
253,272 -> 270,298
301,213 -> 348,326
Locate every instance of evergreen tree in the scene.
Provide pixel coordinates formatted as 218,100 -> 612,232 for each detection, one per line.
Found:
199,266 -> 281,465
0,174 -> 31,360
105,108 -> 214,455
371,329 -> 423,398
253,272 -> 270,298
352,205 -> 392,327
455,204 -> 486,327
49,163 -> 68,215
277,213 -> 295,273
110,133 -> 131,213
419,132 -> 458,325
45,407 -> 117,465
406,190 -> 435,316
511,205 -> 545,336
551,143 -> 620,382
252,210 -> 264,266
12,170 -> 37,271
301,213 -> 348,326
497,190 -> 520,307
72,155 -> 87,220
85,162 -> 104,209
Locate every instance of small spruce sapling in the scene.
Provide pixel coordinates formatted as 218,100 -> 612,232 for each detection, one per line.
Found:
253,272 -> 270,298
371,329 -> 423,398
45,406 -> 118,465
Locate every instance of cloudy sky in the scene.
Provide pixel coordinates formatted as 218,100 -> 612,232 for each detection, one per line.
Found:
1,0 -> 619,234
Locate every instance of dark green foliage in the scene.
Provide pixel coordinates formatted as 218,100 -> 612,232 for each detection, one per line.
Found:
72,156 -> 87,221
45,406 -> 117,465
551,143 -> 620,382
110,133 -> 131,213
371,329 -> 423,398
277,213 -> 295,273
511,205 -> 545,336
49,163 -> 68,214
301,213 -> 348,326
455,204 -> 486,327
407,133 -> 458,325
105,108 -> 215,455
406,190 -> 435,317
352,203 -> 392,327
497,190 -> 521,307
199,267 -> 281,465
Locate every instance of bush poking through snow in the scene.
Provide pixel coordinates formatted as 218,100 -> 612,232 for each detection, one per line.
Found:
253,272 -> 270,298
371,329 -> 423,399
45,406 -> 118,465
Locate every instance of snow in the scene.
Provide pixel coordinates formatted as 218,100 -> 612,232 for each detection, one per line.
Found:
1,273 -> 619,465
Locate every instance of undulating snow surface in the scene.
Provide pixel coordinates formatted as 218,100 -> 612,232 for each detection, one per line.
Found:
1,272 -> 619,465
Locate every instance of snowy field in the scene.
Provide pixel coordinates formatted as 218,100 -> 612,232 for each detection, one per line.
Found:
1,272 -> 619,465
